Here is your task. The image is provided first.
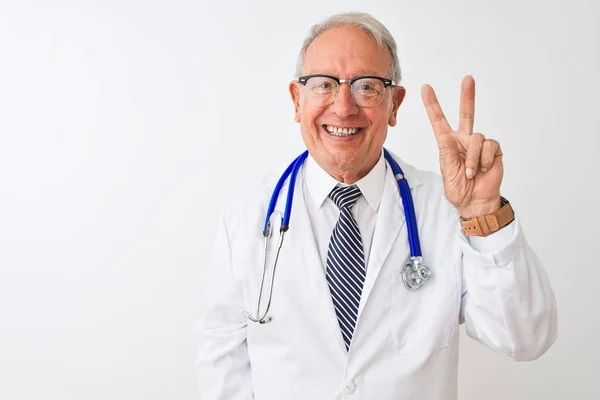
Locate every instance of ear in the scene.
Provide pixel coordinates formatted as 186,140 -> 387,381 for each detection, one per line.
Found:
388,86 -> 406,127
289,81 -> 301,123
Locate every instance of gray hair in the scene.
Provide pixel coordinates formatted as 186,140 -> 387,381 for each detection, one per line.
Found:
295,12 -> 402,83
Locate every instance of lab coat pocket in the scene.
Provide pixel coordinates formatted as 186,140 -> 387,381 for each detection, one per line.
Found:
390,263 -> 458,354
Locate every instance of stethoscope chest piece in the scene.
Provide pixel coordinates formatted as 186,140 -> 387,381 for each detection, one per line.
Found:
401,256 -> 433,291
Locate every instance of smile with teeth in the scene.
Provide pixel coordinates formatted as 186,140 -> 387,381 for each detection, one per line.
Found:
325,125 -> 361,137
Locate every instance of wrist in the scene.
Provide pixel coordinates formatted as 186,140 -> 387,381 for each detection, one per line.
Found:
459,196 -> 514,237
458,197 -> 502,220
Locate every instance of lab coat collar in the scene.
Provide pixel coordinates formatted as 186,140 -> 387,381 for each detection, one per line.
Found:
261,148 -> 422,193
385,149 -> 422,190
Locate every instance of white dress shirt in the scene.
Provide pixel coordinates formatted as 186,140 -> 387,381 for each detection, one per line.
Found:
303,152 -> 386,270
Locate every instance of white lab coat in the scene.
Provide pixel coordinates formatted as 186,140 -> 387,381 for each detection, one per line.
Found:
196,152 -> 557,400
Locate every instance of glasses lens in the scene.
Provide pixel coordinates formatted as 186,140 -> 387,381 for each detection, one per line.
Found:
304,76 -> 338,107
351,78 -> 386,107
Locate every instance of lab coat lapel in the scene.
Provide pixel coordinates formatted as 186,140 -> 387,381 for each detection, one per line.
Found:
358,153 -> 421,319
284,170 -> 348,355
357,159 -> 410,317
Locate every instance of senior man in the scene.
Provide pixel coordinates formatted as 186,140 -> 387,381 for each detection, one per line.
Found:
196,12 -> 557,400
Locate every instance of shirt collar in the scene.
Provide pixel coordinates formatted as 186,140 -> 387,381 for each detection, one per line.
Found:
305,151 -> 386,212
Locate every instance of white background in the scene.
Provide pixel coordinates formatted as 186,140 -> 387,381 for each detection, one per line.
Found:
0,0 -> 598,399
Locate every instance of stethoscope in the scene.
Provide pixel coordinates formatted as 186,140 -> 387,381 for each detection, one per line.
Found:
244,148 -> 433,324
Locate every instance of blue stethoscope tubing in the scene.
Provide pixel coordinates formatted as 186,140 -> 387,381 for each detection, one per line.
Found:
263,150 -> 309,234
245,147 -> 431,324
264,148 -> 422,257
383,148 -> 422,258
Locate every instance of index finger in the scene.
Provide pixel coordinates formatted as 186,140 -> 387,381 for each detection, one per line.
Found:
458,75 -> 475,135
421,84 -> 452,139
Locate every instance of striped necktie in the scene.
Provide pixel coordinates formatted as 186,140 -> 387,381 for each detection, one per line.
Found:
326,185 -> 365,351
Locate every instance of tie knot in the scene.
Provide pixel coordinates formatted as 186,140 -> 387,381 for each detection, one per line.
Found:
329,185 -> 361,210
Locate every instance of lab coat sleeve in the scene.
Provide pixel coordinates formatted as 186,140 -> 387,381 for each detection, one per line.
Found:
458,212 -> 558,361
195,215 -> 253,399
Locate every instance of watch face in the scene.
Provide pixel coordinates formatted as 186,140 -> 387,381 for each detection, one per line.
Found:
500,196 -> 509,206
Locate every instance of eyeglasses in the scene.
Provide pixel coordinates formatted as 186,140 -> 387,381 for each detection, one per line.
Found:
298,74 -> 396,108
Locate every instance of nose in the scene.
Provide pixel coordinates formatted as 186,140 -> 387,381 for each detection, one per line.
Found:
330,82 -> 358,118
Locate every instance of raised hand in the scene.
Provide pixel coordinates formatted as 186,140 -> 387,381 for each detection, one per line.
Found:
421,75 -> 503,219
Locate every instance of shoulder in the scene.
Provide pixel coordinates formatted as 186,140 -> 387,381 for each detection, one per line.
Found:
385,149 -> 458,217
385,149 -> 444,192
217,159 -> 292,237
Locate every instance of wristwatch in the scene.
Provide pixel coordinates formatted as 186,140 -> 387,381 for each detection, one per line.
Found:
460,196 -> 515,237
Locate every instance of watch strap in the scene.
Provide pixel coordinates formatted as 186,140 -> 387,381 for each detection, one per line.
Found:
460,197 -> 515,237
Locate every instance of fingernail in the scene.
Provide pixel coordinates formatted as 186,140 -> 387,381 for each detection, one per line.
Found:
466,168 -> 473,179
481,168 -> 488,172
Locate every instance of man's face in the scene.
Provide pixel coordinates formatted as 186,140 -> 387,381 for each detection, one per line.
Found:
290,25 -> 406,182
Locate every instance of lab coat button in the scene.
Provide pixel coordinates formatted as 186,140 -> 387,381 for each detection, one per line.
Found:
344,381 -> 356,394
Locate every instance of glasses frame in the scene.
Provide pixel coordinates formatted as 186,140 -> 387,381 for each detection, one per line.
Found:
297,74 -> 397,108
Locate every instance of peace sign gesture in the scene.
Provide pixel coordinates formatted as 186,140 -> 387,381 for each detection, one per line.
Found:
421,75 -> 503,219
